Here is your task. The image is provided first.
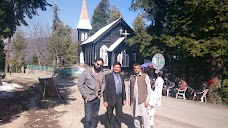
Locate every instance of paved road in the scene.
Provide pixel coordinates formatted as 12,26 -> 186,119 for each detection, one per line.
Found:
156,96 -> 228,128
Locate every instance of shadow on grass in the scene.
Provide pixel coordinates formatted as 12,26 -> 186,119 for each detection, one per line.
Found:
0,74 -> 77,125
80,112 -> 134,128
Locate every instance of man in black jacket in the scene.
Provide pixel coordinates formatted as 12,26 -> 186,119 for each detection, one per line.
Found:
103,62 -> 126,128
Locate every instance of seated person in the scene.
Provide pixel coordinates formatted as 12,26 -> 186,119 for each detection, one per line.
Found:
162,75 -> 172,96
170,77 -> 180,97
194,82 -> 209,93
192,82 -> 209,100
164,76 -> 171,87
175,79 -> 188,90
171,79 -> 188,97
177,79 -> 188,90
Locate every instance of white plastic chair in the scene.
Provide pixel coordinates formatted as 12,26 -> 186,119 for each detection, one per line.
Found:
193,89 -> 209,102
166,82 -> 175,97
176,87 -> 187,99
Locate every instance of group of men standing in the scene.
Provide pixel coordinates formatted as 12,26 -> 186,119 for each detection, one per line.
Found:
78,58 -> 164,128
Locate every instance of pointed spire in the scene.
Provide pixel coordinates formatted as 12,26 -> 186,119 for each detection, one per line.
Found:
80,0 -> 89,19
77,0 -> 92,30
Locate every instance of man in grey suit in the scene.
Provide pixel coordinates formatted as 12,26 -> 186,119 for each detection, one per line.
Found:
78,58 -> 105,128
104,62 -> 126,128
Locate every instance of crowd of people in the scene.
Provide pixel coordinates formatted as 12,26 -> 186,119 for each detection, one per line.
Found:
77,58 -> 165,128
155,73 -> 209,100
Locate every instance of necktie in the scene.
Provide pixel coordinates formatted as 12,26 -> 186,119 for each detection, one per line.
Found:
116,75 -> 122,94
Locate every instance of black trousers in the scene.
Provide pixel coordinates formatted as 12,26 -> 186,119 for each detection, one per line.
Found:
106,94 -> 123,128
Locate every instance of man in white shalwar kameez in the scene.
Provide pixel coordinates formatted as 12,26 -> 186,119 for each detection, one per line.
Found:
129,63 -> 151,128
154,72 -> 164,106
149,90 -> 156,128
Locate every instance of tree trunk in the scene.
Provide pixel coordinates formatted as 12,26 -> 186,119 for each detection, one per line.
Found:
38,56 -> 41,67
4,37 -> 11,73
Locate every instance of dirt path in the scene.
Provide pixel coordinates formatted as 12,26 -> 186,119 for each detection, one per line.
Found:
0,73 -> 198,128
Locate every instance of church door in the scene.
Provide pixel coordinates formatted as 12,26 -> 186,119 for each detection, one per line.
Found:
100,45 -> 108,66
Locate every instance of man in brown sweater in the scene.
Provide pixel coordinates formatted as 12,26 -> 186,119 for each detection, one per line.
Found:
129,63 -> 151,128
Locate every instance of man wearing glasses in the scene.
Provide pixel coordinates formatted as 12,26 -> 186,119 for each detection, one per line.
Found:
78,58 -> 105,128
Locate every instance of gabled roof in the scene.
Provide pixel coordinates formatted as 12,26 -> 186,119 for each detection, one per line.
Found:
77,0 -> 92,30
107,37 -> 126,52
82,17 -> 122,45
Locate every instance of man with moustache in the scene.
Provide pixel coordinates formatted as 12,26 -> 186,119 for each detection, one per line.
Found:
78,58 -> 105,128
104,62 -> 126,128
129,63 -> 151,128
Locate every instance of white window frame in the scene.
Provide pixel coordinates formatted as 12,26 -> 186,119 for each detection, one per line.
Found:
100,45 -> 108,66
81,33 -> 85,41
84,33 -> 88,40
117,50 -> 129,67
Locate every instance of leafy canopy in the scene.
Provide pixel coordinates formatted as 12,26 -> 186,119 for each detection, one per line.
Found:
130,0 -> 228,58
0,0 -> 51,38
130,0 -> 228,103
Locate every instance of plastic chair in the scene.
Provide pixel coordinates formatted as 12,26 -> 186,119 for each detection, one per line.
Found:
193,89 -> 209,102
176,87 -> 187,99
166,82 -> 175,97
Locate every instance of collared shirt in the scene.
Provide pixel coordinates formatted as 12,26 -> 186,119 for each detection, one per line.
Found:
113,72 -> 122,94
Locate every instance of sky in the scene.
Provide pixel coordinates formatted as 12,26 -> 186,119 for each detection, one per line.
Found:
23,0 -> 140,30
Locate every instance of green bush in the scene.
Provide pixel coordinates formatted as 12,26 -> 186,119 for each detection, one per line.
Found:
219,79 -> 228,105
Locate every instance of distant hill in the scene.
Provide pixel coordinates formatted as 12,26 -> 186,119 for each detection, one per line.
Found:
70,28 -> 78,43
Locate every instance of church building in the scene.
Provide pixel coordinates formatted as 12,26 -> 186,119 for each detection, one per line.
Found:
77,0 -> 142,69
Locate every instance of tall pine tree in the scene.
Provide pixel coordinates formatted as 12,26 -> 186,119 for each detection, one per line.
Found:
127,14 -> 153,57
108,5 -> 122,23
48,5 -> 74,66
11,30 -> 26,73
91,0 -> 110,34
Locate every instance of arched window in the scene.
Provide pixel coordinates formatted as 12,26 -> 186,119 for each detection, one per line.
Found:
117,50 -> 129,67
84,33 -> 88,40
100,45 -> 108,66
81,33 -> 85,41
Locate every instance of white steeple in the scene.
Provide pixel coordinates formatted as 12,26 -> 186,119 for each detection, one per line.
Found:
77,0 -> 92,30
